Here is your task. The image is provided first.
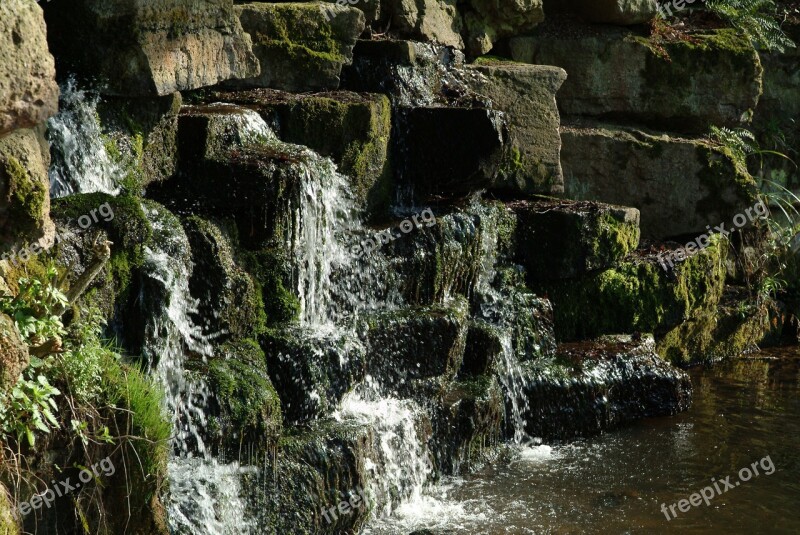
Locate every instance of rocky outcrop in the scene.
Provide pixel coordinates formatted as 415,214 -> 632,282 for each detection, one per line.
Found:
232,2 -> 365,91
510,26 -> 763,134
214,89 -> 392,212
43,0 -> 260,96
468,62 -> 567,195
0,0 -> 58,137
520,335 -> 692,440
555,0 -> 658,25
560,121 -> 758,239
0,128 -> 54,255
0,313 -> 28,391
510,199 -> 641,281
385,0 -> 464,50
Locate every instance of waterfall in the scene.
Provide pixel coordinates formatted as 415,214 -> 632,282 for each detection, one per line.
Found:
139,202 -> 255,535
46,79 -> 122,198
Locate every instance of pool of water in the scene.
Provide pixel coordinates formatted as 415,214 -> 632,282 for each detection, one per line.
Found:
368,347 -> 800,534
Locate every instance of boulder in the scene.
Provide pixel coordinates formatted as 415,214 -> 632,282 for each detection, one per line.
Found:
384,0 -> 464,49
460,0 -> 545,55
232,2 -> 365,91
509,199 -> 641,281
43,0 -> 259,96
0,0 -> 58,137
537,238 -> 728,341
213,89 -> 392,212
510,27 -> 763,133
0,313 -> 29,391
0,127 -> 54,255
560,121 -> 758,239
393,106 -> 507,202
467,62 -> 567,195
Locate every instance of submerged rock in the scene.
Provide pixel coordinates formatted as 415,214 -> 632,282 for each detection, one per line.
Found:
520,335 -> 692,440
43,0 -> 260,96
232,2 -> 365,91
0,0 -> 58,137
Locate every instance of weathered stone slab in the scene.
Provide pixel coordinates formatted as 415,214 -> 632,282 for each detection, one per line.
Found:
460,0 -> 545,55
510,26 -> 763,133
0,128 -> 54,255
510,199 -> 640,281
0,0 -> 58,137
561,121 -> 758,239
43,0 -> 259,96
394,106 -> 507,202
468,62 -> 567,195
232,2 -> 365,91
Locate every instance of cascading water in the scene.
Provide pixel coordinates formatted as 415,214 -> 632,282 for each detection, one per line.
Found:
46,79 -> 122,198
139,202 -> 255,535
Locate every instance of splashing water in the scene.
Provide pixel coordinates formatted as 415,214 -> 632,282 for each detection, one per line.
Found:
47,79 -> 121,198
139,203 -> 255,535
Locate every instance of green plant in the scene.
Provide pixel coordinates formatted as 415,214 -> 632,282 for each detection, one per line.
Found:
0,368 -> 60,447
705,0 -> 796,51
0,266 -> 67,346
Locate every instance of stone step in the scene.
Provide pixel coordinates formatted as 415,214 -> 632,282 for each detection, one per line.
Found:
509,22 -> 762,134
560,120 -> 759,239
509,198 -> 641,281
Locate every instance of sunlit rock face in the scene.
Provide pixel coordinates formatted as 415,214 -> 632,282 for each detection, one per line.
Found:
42,0 -> 260,96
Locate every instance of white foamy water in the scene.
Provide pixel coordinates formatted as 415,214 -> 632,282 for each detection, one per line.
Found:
47,79 -> 121,197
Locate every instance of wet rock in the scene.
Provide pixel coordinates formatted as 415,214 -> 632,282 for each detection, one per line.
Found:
520,335 -> 692,440
510,26 -> 763,133
0,0 -> 58,137
188,339 -> 282,458
538,239 -> 728,341
0,313 -> 28,391
212,89 -> 393,213
460,321 -> 504,377
182,216 -> 266,341
509,198 -> 640,281
261,328 -> 367,423
342,40 -> 484,107
560,120 -> 758,239
431,375 -> 503,474
394,107 -> 507,202
43,0 -> 260,97
467,62 -> 567,195
363,298 -> 469,388
232,2 -> 365,91
0,127 -> 54,255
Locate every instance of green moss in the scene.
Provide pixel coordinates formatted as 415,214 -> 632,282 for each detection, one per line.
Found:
592,213 -> 641,262
472,54 -> 521,65
240,248 -> 300,326
3,157 -> 45,228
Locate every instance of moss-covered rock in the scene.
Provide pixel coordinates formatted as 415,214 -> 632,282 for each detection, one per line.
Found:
0,484 -> 18,535
539,239 -> 728,341
183,216 -> 266,341
190,339 -> 282,457
0,0 -> 58,137
43,0 -> 259,96
232,2 -> 365,91
510,198 -> 640,281
467,63 -> 566,195
240,248 -> 300,326
0,128 -> 54,256
561,121 -> 758,239
212,89 -> 393,213
510,25 -> 762,133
